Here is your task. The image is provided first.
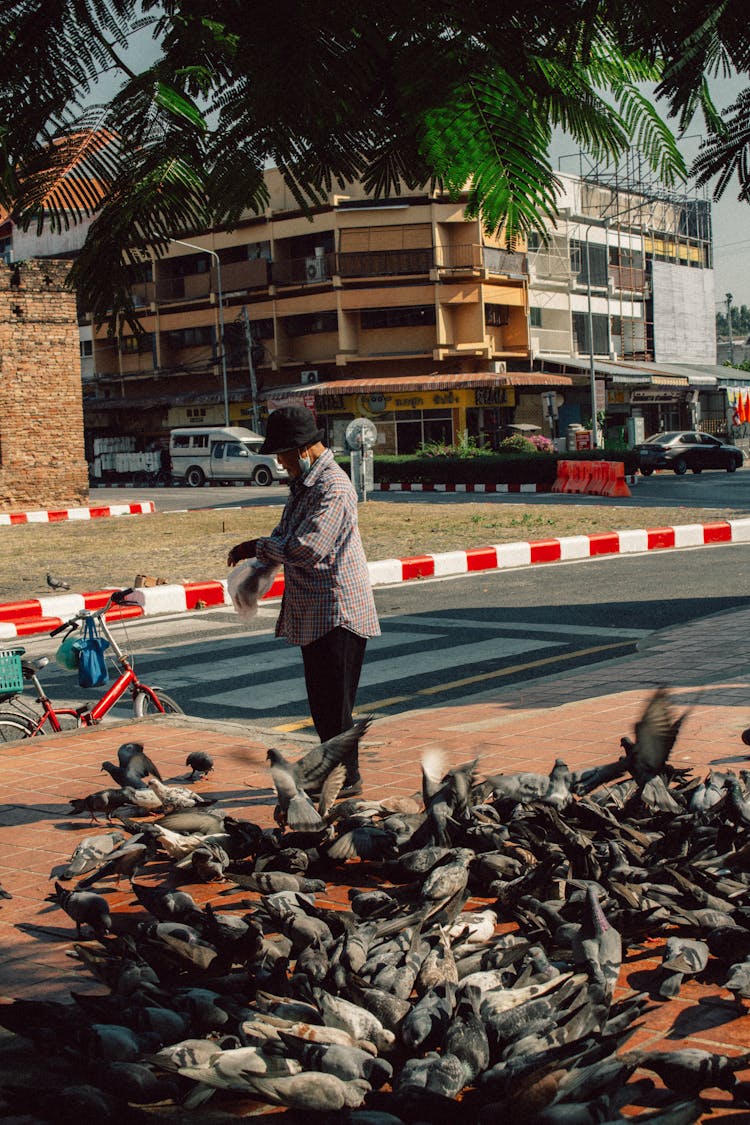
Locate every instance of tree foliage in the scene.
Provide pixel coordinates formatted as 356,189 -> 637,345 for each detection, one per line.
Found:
1,1 -> 747,326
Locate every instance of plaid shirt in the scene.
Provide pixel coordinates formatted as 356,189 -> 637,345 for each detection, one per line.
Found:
255,449 -> 381,646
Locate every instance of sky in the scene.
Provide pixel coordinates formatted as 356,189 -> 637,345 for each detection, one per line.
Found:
109,26 -> 750,311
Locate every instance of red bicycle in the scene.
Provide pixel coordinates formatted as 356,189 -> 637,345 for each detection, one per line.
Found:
0,589 -> 183,740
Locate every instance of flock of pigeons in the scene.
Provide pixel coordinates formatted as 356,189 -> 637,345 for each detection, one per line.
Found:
2,691 -> 750,1123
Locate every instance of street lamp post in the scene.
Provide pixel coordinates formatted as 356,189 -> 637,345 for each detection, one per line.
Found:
169,238 -> 229,426
582,219 -> 609,448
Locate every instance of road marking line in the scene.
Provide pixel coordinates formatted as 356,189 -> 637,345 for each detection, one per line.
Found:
269,639 -> 635,733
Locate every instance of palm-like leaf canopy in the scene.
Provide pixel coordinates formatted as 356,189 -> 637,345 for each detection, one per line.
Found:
1,0 -> 739,326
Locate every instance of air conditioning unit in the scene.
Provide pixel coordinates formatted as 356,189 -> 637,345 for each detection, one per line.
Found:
304,255 -> 326,282
491,360 -> 507,374
301,370 -> 319,384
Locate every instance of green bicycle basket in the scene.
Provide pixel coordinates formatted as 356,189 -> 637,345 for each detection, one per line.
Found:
0,648 -> 25,694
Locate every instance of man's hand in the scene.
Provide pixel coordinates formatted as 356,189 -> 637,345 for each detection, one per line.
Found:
227,539 -> 258,567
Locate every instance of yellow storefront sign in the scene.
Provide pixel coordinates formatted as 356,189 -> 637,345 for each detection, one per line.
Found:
329,387 -> 515,417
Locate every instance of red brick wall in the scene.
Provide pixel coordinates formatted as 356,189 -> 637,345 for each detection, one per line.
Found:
0,259 -> 88,509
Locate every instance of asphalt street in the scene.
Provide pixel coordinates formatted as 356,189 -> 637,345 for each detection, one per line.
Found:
14,536 -> 750,734
91,465 -> 750,513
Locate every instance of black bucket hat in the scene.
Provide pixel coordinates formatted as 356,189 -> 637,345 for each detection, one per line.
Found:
260,406 -> 325,454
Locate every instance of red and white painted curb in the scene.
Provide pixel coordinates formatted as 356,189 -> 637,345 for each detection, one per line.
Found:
1,515 -> 748,641
0,501 -> 155,526
375,475 -> 638,493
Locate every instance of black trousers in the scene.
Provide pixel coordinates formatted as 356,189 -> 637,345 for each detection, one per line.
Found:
301,626 -> 367,750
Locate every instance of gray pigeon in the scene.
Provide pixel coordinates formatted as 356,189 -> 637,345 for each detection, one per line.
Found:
275,718 -> 372,794
571,885 -> 622,1003
46,571 -> 70,590
659,936 -> 709,998
48,882 -> 112,938
55,831 -> 127,881
620,686 -> 692,786
184,750 -> 215,781
266,747 -> 327,832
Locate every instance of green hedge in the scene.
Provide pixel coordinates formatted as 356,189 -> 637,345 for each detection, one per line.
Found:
336,450 -> 638,486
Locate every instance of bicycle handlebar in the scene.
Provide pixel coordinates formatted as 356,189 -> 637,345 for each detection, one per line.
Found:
48,587 -> 139,637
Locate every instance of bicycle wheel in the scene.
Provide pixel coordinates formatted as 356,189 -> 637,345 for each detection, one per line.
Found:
0,712 -> 37,741
133,688 -> 184,717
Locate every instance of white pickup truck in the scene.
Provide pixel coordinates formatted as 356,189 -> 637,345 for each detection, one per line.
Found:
169,426 -> 289,487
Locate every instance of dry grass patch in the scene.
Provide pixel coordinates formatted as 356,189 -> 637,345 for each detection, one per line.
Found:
0,500 -> 745,603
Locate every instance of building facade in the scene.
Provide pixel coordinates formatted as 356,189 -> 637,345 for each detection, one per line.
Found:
84,171 -> 570,456
526,172 -> 741,446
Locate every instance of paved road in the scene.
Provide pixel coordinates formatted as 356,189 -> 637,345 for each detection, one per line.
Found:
16,538 -> 750,734
92,467 -> 750,513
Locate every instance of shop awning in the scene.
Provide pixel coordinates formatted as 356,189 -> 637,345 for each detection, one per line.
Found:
538,356 -> 718,387
260,371 -> 571,400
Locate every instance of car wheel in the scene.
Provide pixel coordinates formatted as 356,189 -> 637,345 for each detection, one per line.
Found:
727,460 -> 738,473
691,468 -> 702,474
253,466 -> 273,486
673,458 -> 687,475
640,468 -> 654,477
186,466 -> 206,488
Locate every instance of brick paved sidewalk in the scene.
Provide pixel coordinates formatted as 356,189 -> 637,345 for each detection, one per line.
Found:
1,605 -> 749,1119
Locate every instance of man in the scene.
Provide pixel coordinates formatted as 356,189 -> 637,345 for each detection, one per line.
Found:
228,406 -> 380,795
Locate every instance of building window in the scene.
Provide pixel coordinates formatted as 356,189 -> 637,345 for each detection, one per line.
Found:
572,311 -> 609,355
485,304 -> 511,327
284,311 -> 338,337
570,239 -> 608,287
360,306 -> 436,330
609,246 -> 643,269
251,318 -> 274,339
119,332 -> 154,355
166,326 -> 213,349
529,307 -> 542,328
80,339 -> 93,358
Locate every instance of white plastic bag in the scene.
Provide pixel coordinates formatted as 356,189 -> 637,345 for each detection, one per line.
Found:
226,559 -> 281,622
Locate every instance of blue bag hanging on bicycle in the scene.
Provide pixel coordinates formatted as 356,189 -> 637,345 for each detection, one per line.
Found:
77,616 -> 110,688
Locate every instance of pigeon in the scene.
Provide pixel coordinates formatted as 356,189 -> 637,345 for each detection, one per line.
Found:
266,748 -> 327,832
270,718 -> 372,796
620,686 -> 692,787
659,936 -> 709,998
68,789 -> 133,823
723,776 -> 750,827
570,885 -> 622,1004
75,839 -> 149,888
184,750 -> 215,781
47,882 -> 112,938
106,742 -> 162,786
147,777 -> 215,811
46,571 -> 70,590
54,831 -> 127,881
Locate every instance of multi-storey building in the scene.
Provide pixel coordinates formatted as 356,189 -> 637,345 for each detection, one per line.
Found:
84,170 -> 571,453
527,170 -> 734,444
8,159 -> 748,461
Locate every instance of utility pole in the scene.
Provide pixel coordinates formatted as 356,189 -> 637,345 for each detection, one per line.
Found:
241,307 -> 261,433
726,293 -> 735,364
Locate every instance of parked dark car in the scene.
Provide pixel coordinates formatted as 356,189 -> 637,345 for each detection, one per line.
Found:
634,430 -> 744,475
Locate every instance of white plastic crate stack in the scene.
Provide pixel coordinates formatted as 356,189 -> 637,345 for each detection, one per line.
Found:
89,438 -> 163,479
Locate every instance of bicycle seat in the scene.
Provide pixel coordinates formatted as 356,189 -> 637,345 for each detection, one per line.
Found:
21,656 -> 50,678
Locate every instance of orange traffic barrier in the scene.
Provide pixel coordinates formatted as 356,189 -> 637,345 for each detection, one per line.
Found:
601,461 -> 631,497
583,460 -> 607,495
551,460 -> 571,493
567,461 -> 592,493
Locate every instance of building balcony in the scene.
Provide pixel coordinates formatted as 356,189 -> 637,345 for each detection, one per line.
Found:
337,247 -> 434,278
531,327 -> 573,356
434,245 -> 528,277
273,253 -> 335,287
